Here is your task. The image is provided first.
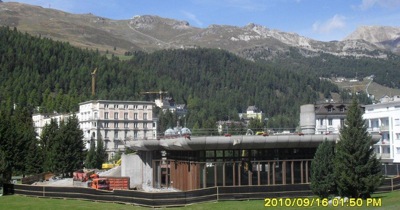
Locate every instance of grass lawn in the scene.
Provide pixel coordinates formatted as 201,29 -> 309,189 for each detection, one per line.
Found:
0,191 -> 399,210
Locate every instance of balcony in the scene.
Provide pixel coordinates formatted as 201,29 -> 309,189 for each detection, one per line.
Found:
380,125 -> 389,131
316,125 -> 327,131
377,153 -> 390,159
367,127 -> 380,133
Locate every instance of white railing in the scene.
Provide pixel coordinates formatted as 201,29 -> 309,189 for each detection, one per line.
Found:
378,153 -> 391,159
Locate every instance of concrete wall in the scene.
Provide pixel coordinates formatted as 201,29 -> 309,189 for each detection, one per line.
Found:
121,152 -> 153,189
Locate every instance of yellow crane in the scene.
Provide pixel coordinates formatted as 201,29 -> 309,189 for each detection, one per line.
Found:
91,68 -> 97,96
140,90 -> 168,100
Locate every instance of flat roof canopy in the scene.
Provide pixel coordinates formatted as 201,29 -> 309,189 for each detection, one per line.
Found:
128,134 -> 381,151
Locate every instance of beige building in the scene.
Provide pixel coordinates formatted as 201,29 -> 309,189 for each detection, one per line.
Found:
33,100 -> 158,159
238,106 -> 265,124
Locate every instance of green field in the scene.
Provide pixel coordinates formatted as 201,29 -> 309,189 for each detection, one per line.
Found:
0,191 -> 399,210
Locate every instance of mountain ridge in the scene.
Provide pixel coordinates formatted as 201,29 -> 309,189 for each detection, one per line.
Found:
1,2 -> 399,60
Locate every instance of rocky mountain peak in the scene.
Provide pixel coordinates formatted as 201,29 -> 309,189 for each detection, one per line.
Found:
345,26 -> 400,42
344,26 -> 400,52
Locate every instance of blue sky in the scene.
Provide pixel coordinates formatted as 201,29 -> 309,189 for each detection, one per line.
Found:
4,0 -> 400,41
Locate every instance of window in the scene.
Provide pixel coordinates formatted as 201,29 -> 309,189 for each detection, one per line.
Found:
105,104 -> 109,108
114,112 -> 118,119
114,131 -> 118,139
397,147 -> 400,154
124,123 -> 129,128
114,122 -> 118,128
328,119 -> 333,126
124,105 -> 128,109
134,131 -> 138,139
134,123 -> 138,128
104,112 -> 109,119
396,133 -> 400,140
144,123 -> 147,129
94,112 -> 98,119
124,113 -> 128,119
144,105 -> 147,109
134,113 -> 138,120
339,107 -> 344,112
133,105 -> 138,109
143,113 -> 147,120
320,119 -> 323,126
104,122 -> 109,128
124,131 -> 128,138
115,104 -> 119,109
114,142 -> 118,149
105,130 -> 108,138
144,131 -> 147,139
327,107 -> 333,112
395,119 -> 400,126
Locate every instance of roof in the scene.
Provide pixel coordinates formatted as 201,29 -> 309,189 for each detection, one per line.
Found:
128,134 -> 381,151
79,100 -> 155,105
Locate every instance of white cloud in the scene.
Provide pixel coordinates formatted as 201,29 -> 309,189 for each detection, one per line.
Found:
182,11 -> 203,27
358,0 -> 400,10
312,15 -> 346,34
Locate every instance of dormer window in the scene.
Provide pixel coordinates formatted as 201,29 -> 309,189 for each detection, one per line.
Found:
328,107 -> 333,112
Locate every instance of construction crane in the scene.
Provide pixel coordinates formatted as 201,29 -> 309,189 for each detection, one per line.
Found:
140,90 -> 168,101
91,68 -> 97,96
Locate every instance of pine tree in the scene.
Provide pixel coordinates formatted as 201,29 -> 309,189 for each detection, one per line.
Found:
40,119 -> 59,172
25,138 -> 44,175
95,137 -> 107,169
310,139 -> 336,198
0,110 -> 16,182
62,115 -> 84,176
334,98 -> 382,198
85,139 -> 96,169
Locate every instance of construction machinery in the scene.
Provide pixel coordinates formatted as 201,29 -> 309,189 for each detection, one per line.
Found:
73,170 -> 130,190
91,177 -> 110,190
101,159 -> 121,170
73,170 -> 96,182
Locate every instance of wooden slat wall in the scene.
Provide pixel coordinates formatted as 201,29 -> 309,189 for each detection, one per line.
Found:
170,161 -> 200,191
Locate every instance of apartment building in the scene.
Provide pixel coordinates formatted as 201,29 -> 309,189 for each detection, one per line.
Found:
312,102 -> 349,135
238,106 -> 265,125
33,100 -> 157,159
363,96 -> 400,163
32,113 -> 74,139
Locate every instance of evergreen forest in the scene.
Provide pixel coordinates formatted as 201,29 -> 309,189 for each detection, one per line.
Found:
0,26 -> 363,129
260,47 -> 400,88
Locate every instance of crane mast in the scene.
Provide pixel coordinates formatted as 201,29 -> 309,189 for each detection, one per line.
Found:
91,68 -> 97,96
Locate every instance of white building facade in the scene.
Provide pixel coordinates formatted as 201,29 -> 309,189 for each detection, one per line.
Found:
32,113 -> 75,139
33,100 -> 158,159
313,103 -> 348,135
363,96 -> 400,163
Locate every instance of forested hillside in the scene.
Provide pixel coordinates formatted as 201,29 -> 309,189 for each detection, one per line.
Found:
0,26 -> 342,128
255,47 -> 400,88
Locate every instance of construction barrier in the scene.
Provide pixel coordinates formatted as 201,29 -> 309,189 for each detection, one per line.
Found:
5,176 -> 400,208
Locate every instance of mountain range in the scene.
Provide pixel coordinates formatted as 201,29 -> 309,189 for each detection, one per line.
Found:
1,2 -> 399,61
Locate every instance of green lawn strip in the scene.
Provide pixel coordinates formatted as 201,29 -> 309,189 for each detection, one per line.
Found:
0,190 -> 399,210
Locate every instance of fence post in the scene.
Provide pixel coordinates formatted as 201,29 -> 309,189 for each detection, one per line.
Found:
385,164 -> 387,176
391,178 -> 394,192
217,186 -> 219,202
